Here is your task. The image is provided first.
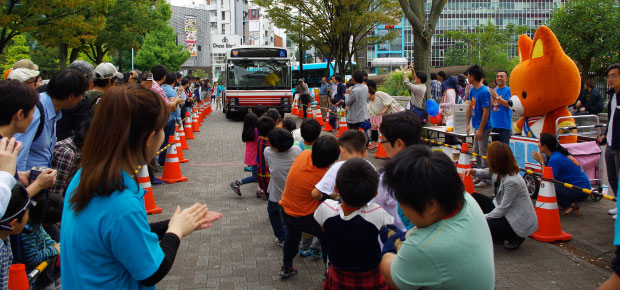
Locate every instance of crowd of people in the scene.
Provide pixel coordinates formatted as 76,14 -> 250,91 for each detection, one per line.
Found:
1,55 -> 620,289
0,59 -> 223,289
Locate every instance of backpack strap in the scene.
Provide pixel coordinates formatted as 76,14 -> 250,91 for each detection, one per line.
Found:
33,101 -> 45,142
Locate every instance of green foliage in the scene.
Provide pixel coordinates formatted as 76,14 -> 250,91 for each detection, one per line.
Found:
378,71 -> 411,96
255,0 -> 401,76
134,25 -> 189,72
440,22 -> 527,82
192,69 -> 208,79
444,42 -> 468,66
548,0 -> 620,73
0,35 -> 30,75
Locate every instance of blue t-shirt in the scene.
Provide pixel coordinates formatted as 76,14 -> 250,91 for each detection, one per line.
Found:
60,170 -> 164,290
162,84 -> 179,122
490,86 -> 512,130
547,151 -> 591,189
469,86 -> 491,130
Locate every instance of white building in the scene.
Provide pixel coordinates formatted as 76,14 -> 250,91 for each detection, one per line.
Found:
169,0 -> 285,78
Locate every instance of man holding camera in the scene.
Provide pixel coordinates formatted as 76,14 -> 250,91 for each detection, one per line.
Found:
296,79 -> 311,119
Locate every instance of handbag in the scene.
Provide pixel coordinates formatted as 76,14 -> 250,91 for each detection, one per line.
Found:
409,101 -> 428,124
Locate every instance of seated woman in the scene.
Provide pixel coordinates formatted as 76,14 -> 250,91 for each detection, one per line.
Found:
532,133 -> 591,216
467,141 -> 538,250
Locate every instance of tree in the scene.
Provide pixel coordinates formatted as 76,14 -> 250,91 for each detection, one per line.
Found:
33,0 -> 113,68
443,42 -> 468,66
256,0 -> 401,76
83,0 -> 165,69
399,0 -> 446,81
441,22 -> 528,81
134,25 -> 189,72
548,0 -> 620,73
0,0 -> 96,55
0,35 -> 29,74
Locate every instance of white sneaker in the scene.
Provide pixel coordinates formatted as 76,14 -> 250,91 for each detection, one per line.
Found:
609,208 -> 617,215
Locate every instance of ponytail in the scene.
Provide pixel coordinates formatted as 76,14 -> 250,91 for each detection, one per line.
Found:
539,133 -> 570,156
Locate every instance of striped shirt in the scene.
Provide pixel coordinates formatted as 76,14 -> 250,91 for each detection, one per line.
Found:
17,224 -> 58,272
0,239 -> 12,289
256,137 -> 271,193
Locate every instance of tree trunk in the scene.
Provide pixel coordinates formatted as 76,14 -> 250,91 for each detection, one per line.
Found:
413,32 -> 431,98
69,48 -> 80,64
59,43 -> 69,69
119,50 -> 123,72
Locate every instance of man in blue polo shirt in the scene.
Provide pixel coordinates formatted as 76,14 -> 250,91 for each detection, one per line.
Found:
465,65 -> 492,187
490,70 -> 512,144
15,69 -> 88,173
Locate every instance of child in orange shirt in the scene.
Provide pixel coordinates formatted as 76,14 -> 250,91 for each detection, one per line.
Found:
278,135 -> 340,278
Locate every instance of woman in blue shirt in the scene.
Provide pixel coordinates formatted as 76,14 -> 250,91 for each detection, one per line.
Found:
60,85 -> 222,289
532,133 -> 590,216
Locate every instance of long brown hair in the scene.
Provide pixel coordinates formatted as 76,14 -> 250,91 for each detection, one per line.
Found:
486,141 -> 520,176
71,85 -> 169,213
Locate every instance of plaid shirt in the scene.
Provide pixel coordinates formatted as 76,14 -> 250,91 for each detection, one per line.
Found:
50,137 -> 81,198
0,239 -> 11,290
151,81 -> 170,105
256,137 -> 271,193
430,79 -> 442,103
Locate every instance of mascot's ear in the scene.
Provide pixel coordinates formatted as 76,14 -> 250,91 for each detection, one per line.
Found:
518,35 -> 533,63
530,25 -> 563,60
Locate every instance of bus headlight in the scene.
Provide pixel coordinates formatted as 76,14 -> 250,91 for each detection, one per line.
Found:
282,97 -> 290,105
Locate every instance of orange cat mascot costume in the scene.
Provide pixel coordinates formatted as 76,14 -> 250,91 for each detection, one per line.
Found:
509,26 -> 579,143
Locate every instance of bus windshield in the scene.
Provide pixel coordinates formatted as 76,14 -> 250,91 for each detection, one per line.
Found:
227,59 -> 291,89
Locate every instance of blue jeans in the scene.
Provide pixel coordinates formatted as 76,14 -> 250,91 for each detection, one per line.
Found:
158,119 -> 176,166
240,165 -> 257,184
555,184 -> 588,208
492,128 -> 511,144
267,200 -> 287,241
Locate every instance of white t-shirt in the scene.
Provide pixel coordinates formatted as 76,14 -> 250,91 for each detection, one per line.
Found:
314,159 -> 376,195
371,173 -> 406,231
608,93 -> 617,146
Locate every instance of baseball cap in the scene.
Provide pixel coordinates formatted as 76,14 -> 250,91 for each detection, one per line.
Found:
13,59 -> 38,71
94,62 -> 123,80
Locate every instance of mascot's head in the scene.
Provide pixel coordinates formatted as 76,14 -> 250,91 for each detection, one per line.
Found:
508,26 -> 581,117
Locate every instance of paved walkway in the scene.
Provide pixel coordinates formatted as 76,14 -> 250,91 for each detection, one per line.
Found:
149,110 -> 612,289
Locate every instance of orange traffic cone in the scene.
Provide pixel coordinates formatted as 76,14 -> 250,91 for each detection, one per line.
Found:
291,97 -> 299,116
198,107 -> 205,123
177,123 -> 189,150
8,263 -> 29,290
184,112 -> 195,139
307,106 -> 314,119
323,111 -> 333,132
160,141 -> 188,183
192,109 -> 200,132
314,105 -> 325,126
137,165 -> 162,214
173,132 -> 189,163
375,141 -> 390,159
457,143 -> 475,194
530,167 -> 571,242
336,112 -> 348,138
297,102 -> 304,118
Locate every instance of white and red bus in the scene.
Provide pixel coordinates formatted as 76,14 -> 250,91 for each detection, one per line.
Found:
222,46 -> 293,119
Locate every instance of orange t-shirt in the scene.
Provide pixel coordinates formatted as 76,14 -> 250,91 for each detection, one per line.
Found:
279,150 -> 329,217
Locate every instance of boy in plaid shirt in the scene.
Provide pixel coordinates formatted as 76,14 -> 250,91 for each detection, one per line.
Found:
256,116 -> 276,199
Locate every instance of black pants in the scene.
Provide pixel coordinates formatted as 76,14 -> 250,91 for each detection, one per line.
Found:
370,130 -> 379,142
472,193 -> 520,243
282,212 -> 327,267
348,122 -> 362,130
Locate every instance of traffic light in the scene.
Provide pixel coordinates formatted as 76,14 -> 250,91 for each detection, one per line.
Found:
384,25 -> 395,29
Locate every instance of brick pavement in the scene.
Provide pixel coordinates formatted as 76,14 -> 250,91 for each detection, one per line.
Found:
149,111 -> 612,289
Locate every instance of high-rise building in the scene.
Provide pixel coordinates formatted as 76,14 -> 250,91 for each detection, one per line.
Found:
366,0 -> 566,72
